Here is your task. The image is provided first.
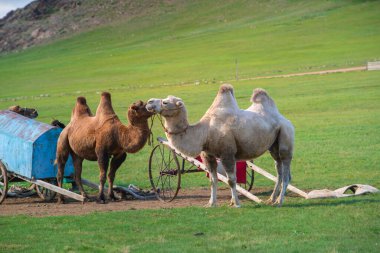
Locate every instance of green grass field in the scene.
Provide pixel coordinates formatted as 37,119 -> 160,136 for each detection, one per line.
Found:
0,0 -> 380,252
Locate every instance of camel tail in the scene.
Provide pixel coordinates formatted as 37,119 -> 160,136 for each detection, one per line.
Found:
219,83 -> 234,97
250,88 -> 276,108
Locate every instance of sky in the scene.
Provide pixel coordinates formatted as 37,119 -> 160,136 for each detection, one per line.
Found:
0,0 -> 34,18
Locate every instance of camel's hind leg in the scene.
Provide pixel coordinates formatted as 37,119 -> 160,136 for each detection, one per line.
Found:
56,130 -> 70,204
107,153 -> 127,201
96,149 -> 110,204
71,153 -> 88,201
275,156 -> 292,206
269,131 -> 293,206
56,154 -> 67,204
268,140 -> 283,205
201,152 -> 218,207
221,157 -> 240,208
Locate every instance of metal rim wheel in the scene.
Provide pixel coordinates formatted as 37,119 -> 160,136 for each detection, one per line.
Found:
35,179 -> 57,201
239,166 -> 254,192
0,161 -> 8,204
149,144 -> 181,202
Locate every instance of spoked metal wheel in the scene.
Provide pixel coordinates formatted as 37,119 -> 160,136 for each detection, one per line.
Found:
35,179 -> 57,201
238,166 -> 254,192
149,144 -> 181,202
0,161 -> 8,204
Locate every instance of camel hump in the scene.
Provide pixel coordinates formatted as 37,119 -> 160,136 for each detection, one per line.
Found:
250,88 -> 276,107
219,84 -> 234,95
72,96 -> 92,118
101,92 -> 111,101
96,91 -> 116,116
77,96 -> 87,105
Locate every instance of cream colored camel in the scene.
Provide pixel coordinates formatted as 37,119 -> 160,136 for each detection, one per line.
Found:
56,92 -> 154,203
146,84 -> 294,207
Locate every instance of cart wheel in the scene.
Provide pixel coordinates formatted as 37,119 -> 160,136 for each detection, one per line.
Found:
35,179 -> 57,201
0,161 -> 8,204
149,144 -> 181,202
239,166 -> 254,192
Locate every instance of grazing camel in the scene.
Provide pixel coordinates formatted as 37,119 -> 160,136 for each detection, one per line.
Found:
8,105 -> 38,118
146,84 -> 294,207
56,92 -> 154,203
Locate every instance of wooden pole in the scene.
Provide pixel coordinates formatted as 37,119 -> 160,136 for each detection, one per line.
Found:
18,176 -> 86,202
246,161 -> 309,198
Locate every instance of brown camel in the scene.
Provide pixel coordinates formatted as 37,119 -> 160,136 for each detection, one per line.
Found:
146,84 -> 294,207
56,92 -> 154,203
8,105 -> 38,118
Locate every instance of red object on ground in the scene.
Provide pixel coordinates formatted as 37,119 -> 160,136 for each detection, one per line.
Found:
196,156 -> 247,183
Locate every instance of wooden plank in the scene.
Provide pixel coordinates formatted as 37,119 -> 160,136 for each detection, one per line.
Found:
246,161 -> 309,198
158,137 -> 263,204
17,175 -> 85,202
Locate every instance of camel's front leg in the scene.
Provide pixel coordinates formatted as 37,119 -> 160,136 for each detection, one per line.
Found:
221,158 -> 240,208
107,153 -> 127,201
201,152 -> 218,207
96,150 -> 110,204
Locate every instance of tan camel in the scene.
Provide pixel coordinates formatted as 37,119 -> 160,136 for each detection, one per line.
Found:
56,92 -> 154,203
8,105 -> 38,118
146,84 -> 294,207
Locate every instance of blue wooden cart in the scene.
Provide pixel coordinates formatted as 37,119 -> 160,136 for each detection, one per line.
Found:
0,110 -> 85,204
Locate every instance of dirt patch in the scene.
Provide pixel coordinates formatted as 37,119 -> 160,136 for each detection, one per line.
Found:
0,187 -> 274,217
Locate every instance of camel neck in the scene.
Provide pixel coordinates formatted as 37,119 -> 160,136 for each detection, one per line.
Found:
164,119 -> 208,158
118,120 -> 150,153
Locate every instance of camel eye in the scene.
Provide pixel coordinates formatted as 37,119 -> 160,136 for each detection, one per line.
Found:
163,101 -> 168,105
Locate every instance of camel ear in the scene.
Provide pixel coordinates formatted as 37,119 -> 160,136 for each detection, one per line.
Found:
131,105 -> 138,110
176,101 -> 183,107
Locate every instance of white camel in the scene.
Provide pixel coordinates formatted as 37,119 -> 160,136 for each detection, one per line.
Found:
146,84 -> 294,207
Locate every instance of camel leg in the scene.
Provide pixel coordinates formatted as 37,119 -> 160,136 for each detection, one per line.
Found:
274,157 -> 292,206
56,131 -> 70,204
96,150 -> 110,204
56,155 -> 66,204
108,153 -> 127,201
72,154 -> 88,200
268,160 -> 283,205
201,152 -> 218,207
268,145 -> 282,205
221,157 -> 240,208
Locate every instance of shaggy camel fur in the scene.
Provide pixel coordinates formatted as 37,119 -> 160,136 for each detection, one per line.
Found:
8,105 -> 38,118
56,92 -> 154,203
146,84 -> 294,207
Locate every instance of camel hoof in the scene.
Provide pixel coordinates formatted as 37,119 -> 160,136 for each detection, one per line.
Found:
229,201 -> 241,208
97,199 -> 106,204
229,202 -> 241,208
204,202 -> 217,208
265,198 -> 275,205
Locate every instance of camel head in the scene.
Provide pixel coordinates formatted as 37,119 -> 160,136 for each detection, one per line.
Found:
8,105 -> 38,119
128,100 -> 154,122
146,96 -> 184,117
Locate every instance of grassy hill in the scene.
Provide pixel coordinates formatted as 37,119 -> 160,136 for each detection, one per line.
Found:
0,0 -> 379,99
0,1 -> 379,252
